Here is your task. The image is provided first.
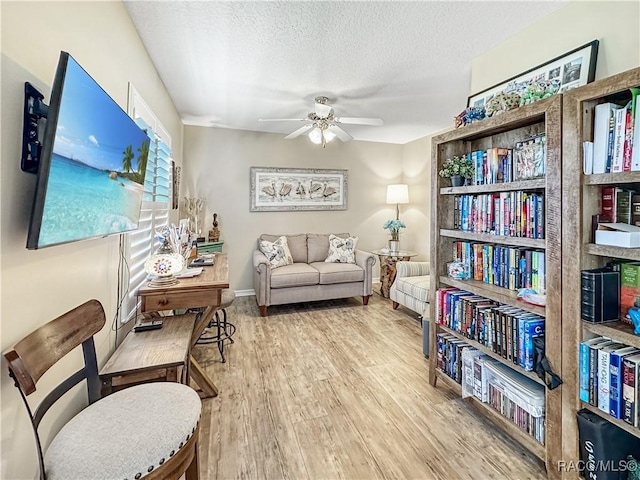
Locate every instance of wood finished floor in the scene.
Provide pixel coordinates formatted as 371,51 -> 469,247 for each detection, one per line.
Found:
192,293 -> 547,480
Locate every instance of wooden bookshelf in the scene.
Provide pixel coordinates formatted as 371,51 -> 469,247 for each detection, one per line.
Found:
584,243 -> 640,261
439,229 -> 546,249
440,178 -> 546,195
562,66 -> 640,477
439,276 -> 546,316
583,320 -> 640,350
430,95 -> 562,477
580,402 -> 640,440
435,369 -> 546,460
438,324 -> 545,385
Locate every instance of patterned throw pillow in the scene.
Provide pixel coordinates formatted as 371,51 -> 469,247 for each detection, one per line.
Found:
259,236 -> 294,269
325,234 -> 359,263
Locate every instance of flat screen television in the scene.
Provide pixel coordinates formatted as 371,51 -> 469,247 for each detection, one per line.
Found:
26,51 -> 149,249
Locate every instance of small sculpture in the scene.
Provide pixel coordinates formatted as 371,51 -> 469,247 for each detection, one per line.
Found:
454,106 -> 486,128
485,92 -> 521,117
208,213 -> 220,242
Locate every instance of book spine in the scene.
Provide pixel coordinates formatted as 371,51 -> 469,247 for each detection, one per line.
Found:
623,359 -> 636,425
580,341 -> 590,402
598,348 -> 612,412
589,345 -> 599,406
581,271 -> 598,323
623,106 -> 633,171
601,187 -> 615,223
612,108 -> 626,173
606,110 -> 615,173
610,353 -> 623,418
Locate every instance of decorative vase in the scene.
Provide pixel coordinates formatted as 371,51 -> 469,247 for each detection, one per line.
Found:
450,175 -> 463,187
389,240 -> 400,252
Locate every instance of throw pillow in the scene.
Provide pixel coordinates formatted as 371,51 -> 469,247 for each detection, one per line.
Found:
325,234 -> 358,263
259,235 -> 294,269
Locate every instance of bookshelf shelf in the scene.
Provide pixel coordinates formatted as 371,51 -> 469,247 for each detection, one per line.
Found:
580,402 -> 640,440
583,172 -> 640,186
439,276 -> 546,316
440,229 -> 546,249
584,243 -> 640,261
438,324 -> 545,385
431,94 -> 561,477
583,320 -> 640,349
435,369 -> 546,460
562,66 -> 640,472
440,178 -> 546,195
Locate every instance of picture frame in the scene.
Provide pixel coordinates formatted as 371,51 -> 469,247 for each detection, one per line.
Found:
250,167 -> 348,212
467,40 -> 599,108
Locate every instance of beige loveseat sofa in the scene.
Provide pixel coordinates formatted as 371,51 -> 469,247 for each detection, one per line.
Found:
253,233 -> 376,317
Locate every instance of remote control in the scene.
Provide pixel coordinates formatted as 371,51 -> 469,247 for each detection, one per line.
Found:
134,320 -> 163,332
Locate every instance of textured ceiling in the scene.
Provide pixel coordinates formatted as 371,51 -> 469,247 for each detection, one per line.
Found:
125,1 -> 567,145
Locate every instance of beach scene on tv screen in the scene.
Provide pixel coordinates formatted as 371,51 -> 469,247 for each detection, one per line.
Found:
39,56 -> 149,247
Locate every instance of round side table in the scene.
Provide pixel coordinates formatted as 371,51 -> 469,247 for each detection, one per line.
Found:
371,249 -> 418,298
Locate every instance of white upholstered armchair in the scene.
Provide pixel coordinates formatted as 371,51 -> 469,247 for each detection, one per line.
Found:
390,261 -> 430,318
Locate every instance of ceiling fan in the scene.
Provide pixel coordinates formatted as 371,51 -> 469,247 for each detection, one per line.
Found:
258,96 -> 383,148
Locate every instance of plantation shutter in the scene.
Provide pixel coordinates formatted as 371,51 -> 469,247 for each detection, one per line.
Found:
122,85 -> 172,323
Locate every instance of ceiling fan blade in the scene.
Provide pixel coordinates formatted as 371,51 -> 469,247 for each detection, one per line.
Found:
314,102 -> 333,118
258,118 -> 307,122
285,124 -> 314,139
327,124 -> 353,142
333,116 -> 384,126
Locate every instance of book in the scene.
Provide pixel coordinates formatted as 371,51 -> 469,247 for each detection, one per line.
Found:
580,337 -> 609,403
600,187 -> 617,223
597,342 -> 624,413
632,194 -> 640,227
583,141 -> 594,175
632,88 -> 640,171
593,102 -> 619,174
616,189 -> 632,224
580,268 -> 620,323
590,341 -> 619,406
622,353 -> 640,425
621,262 -> 640,324
610,346 -> 640,419
622,101 -> 634,171
611,107 -> 627,173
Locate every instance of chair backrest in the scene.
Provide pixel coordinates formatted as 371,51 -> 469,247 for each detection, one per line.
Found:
4,299 -> 106,479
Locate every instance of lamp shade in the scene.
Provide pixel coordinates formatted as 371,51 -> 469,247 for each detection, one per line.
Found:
386,184 -> 409,204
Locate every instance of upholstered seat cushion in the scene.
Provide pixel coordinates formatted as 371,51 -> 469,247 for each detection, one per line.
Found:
45,382 -> 201,480
310,262 -> 365,285
270,263 -> 320,289
395,275 -> 430,302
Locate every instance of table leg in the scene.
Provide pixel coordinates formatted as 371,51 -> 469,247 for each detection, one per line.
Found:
190,355 -> 219,398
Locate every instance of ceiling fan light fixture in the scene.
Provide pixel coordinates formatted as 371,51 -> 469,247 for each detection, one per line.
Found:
308,126 -> 323,144
323,129 -> 337,142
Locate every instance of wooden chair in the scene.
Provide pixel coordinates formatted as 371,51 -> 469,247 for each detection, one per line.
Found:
4,299 -> 201,480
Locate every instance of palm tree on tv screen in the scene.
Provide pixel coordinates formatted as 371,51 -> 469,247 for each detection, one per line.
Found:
122,145 -> 134,174
137,140 -> 149,184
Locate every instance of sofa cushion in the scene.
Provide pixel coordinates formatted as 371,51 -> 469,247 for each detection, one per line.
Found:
259,236 -> 293,269
259,234 -> 307,263
307,233 -> 350,263
270,263 -> 320,289
395,275 -> 430,303
325,234 -> 359,263
310,262 -> 365,285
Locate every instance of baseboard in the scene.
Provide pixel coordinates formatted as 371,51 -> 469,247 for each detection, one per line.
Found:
234,289 -> 255,297
373,277 -> 380,284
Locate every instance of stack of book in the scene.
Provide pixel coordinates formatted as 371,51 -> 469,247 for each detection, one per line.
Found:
588,89 -> 640,174
436,288 -> 545,371
581,263 -> 640,325
453,241 -> 546,293
453,192 -> 544,238
580,337 -> 640,428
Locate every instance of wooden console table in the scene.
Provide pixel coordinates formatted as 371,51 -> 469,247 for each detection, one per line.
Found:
138,253 -> 229,399
99,314 -> 195,396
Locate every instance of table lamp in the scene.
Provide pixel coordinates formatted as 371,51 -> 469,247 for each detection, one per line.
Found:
386,184 -> 409,220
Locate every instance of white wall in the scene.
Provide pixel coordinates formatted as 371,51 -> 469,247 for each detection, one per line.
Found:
182,126 -> 407,290
0,2 -> 182,478
470,1 -> 640,94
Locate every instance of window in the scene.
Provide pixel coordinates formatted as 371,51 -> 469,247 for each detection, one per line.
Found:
121,85 -> 172,323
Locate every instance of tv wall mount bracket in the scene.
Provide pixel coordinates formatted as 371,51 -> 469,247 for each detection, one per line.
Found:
21,82 -> 49,174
